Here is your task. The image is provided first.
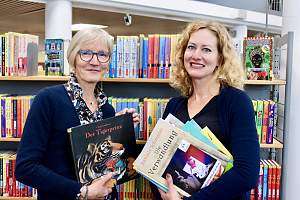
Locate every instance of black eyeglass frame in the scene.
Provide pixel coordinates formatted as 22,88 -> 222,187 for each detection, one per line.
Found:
78,49 -> 111,63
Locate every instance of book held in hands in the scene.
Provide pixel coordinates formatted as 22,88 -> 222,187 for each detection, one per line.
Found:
68,113 -> 137,186
133,116 -> 232,197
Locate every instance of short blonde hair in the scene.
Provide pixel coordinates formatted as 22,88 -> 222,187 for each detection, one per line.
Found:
67,27 -> 113,71
171,20 -> 244,97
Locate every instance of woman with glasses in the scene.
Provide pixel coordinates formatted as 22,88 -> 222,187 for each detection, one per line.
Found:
15,27 -> 139,200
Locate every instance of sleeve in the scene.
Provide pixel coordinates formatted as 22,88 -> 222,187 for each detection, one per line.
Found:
186,91 -> 260,200
15,89 -> 81,199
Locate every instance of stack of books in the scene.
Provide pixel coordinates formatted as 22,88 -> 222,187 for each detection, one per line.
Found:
133,114 -> 233,197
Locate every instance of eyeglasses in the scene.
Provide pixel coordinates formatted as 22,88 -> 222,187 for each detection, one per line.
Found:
78,49 -> 110,63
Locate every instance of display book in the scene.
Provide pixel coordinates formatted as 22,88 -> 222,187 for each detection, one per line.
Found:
133,114 -> 233,197
243,36 -> 273,80
67,113 -> 138,187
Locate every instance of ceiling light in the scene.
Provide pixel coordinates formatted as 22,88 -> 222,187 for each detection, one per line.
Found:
71,24 -> 108,31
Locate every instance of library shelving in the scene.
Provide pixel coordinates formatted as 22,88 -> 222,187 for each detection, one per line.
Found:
0,138 -> 284,149
0,76 -> 286,85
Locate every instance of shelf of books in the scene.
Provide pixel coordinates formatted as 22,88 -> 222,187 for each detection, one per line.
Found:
0,138 -> 283,149
136,139 -> 283,149
0,76 -> 287,85
260,138 -> 283,149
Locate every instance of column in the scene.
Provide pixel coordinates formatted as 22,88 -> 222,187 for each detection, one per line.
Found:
231,25 -> 247,59
281,0 -> 300,199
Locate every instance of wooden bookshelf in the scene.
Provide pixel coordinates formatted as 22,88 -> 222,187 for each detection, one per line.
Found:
260,138 -> 283,149
136,140 -> 147,145
0,138 -> 284,148
244,79 -> 286,85
0,76 -> 286,85
0,138 -> 21,142
0,197 -> 36,200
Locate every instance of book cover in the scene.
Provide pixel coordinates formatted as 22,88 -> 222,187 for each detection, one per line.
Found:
45,39 -> 64,76
68,113 -> 137,185
134,119 -> 229,197
244,37 -> 273,80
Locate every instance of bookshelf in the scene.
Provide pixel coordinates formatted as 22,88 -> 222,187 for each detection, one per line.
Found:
0,76 -> 286,85
1,138 -> 283,149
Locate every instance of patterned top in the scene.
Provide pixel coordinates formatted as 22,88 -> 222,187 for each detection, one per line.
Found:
64,72 -> 107,125
64,73 -> 117,199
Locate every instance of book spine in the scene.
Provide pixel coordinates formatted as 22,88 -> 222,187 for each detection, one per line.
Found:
257,100 -> 264,143
116,36 -> 124,78
261,100 -> 269,144
267,101 -> 275,144
158,35 -> 165,79
153,34 -> 160,78
142,37 -> 148,78
148,35 -> 154,78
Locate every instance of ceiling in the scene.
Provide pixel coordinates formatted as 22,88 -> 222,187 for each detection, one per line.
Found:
0,0 -> 188,39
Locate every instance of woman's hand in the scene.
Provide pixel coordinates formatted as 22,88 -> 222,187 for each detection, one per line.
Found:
116,108 -> 140,127
86,172 -> 115,199
159,174 -> 182,200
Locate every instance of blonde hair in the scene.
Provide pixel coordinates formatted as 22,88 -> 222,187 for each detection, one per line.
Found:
171,20 -> 244,97
67,27 -> 113,71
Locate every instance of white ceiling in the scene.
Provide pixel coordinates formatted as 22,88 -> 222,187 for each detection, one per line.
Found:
0,0 -> 188,39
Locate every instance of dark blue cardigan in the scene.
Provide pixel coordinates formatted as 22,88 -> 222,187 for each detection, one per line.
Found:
163,86 -> 260,200
15,85 -> 115,200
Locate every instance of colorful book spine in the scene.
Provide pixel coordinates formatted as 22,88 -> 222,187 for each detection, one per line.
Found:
158,35 -> 166,79
142,37 -> 148,78
267,101 -> 275,144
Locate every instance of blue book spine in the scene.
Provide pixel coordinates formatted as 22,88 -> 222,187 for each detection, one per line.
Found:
164,36 -> 171,79
142,38 -> 148,78
262,160 -> 268,200
116,98 -> 122,112
158,35 -> 166,79
1,98 -> 6,137
109,44 -> 117,78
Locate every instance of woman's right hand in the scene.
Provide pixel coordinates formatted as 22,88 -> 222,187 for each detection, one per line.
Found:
87,172 -> 115,199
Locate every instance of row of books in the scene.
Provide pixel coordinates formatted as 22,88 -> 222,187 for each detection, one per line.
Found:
108,97 -> 169,140
0,32 -> 39,77
0,151 -> 37,197
134,114 -> 233,197
250,159 -> 281,200
0,95 -> 34,138
252,100 -> 277,144
1,33 -> 274,82
108,34 -> 181,79
0,150 -> 154,199
116,176 -> 153,200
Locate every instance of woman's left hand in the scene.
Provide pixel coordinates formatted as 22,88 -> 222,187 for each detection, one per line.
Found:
159,174 -> 182,200
116,108 -> 140,127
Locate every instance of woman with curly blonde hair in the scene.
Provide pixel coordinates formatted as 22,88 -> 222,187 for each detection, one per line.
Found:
157,20 -> 260,200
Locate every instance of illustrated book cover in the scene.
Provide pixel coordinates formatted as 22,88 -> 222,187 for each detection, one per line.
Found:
68,113 -> 137,186
45,39 -> 64,76
243,37 -> 273,80
133,118 -> 230,197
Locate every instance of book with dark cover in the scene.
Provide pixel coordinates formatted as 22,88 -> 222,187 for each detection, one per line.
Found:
68,113 -> 137,185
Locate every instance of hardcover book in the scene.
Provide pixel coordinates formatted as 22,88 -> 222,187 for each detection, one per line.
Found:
45,39 -> 64,76
244,37 -> 273,80
68,113 -> 137,185
133,118 -> 230,197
